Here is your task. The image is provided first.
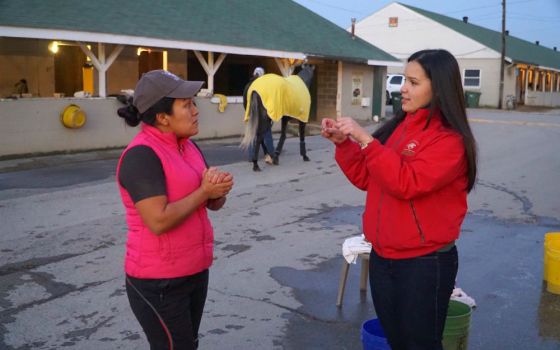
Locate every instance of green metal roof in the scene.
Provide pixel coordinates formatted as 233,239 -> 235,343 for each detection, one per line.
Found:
400,3 -> 560,70
0,0 -> 399,64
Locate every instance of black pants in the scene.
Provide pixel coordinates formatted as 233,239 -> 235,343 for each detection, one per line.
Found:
369,247 -> 458,350
126,270 -> 209,350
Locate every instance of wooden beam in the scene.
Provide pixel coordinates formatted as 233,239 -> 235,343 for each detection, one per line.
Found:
77,42 -> 124,97
193,51 -> 227,93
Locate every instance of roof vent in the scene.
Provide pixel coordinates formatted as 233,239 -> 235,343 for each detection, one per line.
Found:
462,16 -> 468,23
535,41 -> 540,46
351,18 -> 356,39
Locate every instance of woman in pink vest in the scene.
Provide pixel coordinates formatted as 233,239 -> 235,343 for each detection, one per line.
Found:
116,70 -> 234,350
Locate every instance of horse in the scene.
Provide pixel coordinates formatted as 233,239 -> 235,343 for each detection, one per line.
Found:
241,65 -> 314,172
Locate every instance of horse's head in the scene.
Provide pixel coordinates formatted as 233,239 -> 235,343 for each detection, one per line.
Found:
297,64 -> 315,88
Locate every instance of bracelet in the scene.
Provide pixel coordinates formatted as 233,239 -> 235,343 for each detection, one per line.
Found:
359,137 -> 374,149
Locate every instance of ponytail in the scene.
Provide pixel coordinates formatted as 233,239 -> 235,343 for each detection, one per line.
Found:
116,95 -> 174,127
117,95 -> 142,127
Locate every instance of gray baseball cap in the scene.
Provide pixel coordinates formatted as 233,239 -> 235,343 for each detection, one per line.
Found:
133,70 -> 204,113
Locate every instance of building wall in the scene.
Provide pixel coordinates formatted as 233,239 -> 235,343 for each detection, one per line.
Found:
354,2 -> 522,108
458,58 -> 520,108
385,56 -> 511,108
526,91 -> 560,107
106,47 -> 187,96
0,40 -> 190,98
106,46 -> 138,95
503,64 -> 517,106
0,97 -> 251,158
354,3 -> 500,61
340,62 -> 375,120
0,38 -> 55,98
458,58 -> 498,107
315,61 -> 338,120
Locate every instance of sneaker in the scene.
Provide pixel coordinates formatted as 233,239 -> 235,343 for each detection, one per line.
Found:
264,154 -> 273,164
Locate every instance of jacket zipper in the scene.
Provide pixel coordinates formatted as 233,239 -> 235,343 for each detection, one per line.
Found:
375,117 -> 410,254
409,200 -> 425,243
180,142 -> 208,258
375,193 -> 385,252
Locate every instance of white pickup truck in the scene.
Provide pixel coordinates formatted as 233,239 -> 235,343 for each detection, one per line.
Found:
386,74 -> 404,104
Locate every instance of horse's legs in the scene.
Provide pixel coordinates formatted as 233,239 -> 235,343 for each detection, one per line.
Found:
299,121 -> 310,161
275,117 -> 289,157
252,131 -> 263,171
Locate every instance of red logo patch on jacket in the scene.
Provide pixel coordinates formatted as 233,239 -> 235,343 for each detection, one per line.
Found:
401,140 -> 419,156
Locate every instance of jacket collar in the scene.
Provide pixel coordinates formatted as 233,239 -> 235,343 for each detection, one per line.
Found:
140,123 -> 188,149
405,107 -> 443,129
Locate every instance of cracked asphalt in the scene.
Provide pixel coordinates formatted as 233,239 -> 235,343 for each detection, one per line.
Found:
0,107 -> 559,349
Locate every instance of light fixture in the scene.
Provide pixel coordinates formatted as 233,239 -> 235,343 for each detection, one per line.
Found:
48,41 -> 59,54
137,47 -> 151,56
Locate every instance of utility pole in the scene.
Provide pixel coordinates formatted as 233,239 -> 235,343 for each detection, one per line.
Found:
498,0 -> 506,109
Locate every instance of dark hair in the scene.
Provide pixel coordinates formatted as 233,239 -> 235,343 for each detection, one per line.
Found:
117,96 -> 175,127
373,49 -> 477,192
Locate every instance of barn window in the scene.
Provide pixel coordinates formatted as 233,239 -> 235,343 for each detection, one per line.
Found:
463,69 -> 481,88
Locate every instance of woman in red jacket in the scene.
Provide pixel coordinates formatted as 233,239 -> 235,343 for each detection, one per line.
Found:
322,49 -> 477,350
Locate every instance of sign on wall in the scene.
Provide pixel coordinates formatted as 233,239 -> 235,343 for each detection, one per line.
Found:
352,73 -> 363,105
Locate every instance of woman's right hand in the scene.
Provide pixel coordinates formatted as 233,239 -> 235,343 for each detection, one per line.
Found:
201,168 -> 234,199
321,118 -> 347,144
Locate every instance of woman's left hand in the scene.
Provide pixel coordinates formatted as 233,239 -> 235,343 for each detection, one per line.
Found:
335,117 -> 373,145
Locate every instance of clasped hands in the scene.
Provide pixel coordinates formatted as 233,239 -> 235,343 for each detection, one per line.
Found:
201,167 -> 233,199
321,116 -> 373,146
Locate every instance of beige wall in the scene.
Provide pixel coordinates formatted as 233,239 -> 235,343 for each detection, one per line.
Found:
381,58 -> 515,108
526,91 -> 560,107
0,97 -> 252,158
0,38 -> 55,98
340,62 -> 375,120
106,47 -> 187,95
0,39 -> 190,98
355,3 -> 499,61
503,64 -> 517,106
458,58 -> 501,107
106,46 -> 138,95
315,61 -> 338,119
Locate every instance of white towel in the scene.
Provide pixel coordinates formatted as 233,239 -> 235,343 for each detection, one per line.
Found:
342,235 -> 372,264
451,287 -> 477,308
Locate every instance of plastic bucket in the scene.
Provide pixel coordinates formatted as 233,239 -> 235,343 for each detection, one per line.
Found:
442,300 -> 471,350
361,318 -> 390,350
544,232 -> 560,282
546,233 -> 560,294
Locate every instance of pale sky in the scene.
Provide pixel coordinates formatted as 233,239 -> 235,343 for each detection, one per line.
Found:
293,0 -> 560,50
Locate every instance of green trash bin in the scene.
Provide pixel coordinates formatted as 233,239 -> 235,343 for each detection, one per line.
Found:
443,300 -> 472,350
391,91 -> 403,115
464,91 -> 481,108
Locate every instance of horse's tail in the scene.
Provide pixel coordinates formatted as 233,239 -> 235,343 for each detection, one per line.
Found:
240,91 -> 259,150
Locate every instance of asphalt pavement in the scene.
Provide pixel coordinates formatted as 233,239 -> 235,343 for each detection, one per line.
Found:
1,108 -> 560,349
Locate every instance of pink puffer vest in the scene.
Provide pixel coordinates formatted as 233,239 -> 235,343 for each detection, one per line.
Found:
117,123 -> 213,279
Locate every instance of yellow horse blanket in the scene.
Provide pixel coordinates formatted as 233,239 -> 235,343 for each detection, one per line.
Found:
244,74 -> 311,123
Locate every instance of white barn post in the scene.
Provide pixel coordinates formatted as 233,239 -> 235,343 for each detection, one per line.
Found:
78,42 -> 124,97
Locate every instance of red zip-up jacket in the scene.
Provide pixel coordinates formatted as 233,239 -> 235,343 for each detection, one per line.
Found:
335,108 -> 468,259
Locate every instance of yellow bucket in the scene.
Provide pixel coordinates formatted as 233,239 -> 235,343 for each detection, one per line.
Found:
545,232 -> 560,294
544,232 -> 560,281
60,104 -> 87,129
